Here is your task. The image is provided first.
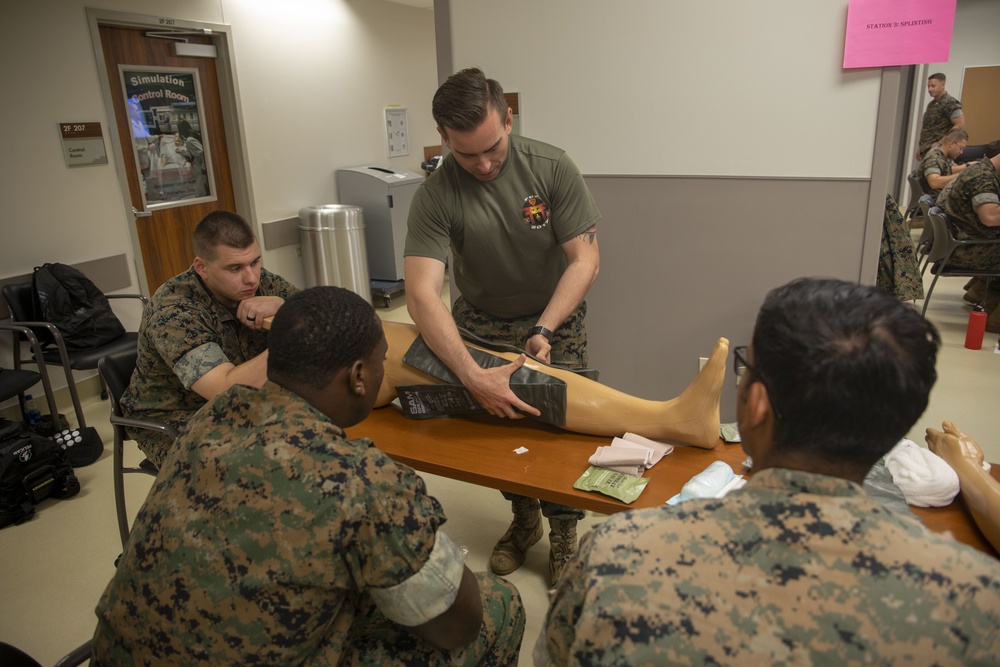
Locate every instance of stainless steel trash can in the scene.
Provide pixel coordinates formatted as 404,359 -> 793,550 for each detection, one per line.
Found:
298,205 -> 372,304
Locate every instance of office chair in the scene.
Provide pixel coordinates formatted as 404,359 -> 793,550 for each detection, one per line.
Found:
915,194 -> 936,275
2,282 -> 147,429
904,170 -> 926,223
955,144 -> 987,165
0,322 -> 61,424
0,639 -> 93,667
920,207 -> 1000,317
98,348 -> 177,548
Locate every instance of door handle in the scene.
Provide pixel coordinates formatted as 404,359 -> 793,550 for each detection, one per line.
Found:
132,207 -> 152,218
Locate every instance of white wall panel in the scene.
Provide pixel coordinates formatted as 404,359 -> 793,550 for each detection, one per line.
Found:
450,0 -> 882,178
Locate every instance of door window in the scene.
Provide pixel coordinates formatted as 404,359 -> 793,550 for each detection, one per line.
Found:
121,66 -> 215,208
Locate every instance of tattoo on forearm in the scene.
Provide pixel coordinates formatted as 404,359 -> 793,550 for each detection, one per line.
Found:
577,226 -> 597,245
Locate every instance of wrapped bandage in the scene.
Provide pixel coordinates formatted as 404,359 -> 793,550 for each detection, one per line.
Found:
588,434 -> 675,477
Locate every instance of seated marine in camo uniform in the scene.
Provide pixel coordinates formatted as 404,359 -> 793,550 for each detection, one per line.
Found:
537,278 -> 1000,666
93,286 -> 525,666
121,210 -> 297,466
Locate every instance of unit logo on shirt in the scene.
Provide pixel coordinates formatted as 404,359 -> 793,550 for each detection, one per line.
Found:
522,195 -> 551,229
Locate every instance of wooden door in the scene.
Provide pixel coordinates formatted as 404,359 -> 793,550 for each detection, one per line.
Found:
98,24 -> 237,293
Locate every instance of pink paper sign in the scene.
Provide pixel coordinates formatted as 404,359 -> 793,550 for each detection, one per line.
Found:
844,0 -> 956,69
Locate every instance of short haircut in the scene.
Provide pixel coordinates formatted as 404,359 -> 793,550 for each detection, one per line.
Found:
929,72 -> 946,83
941,128 -> 968,144
193,211 -> 256,260
752,278 -> 940,470
987,140 -> 1000,159
432,67 -> 508,134
268,286 -> 382,392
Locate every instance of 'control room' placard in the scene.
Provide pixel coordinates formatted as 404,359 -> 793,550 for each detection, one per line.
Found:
59,122 -> 109,168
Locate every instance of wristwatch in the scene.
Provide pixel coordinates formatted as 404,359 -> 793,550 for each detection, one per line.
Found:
527,325 -> 554,342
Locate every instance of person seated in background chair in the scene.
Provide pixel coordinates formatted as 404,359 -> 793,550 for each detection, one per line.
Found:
93,286 -> 525,665
536,277 -> 1000,667
120,210 -> 297,467
919,128 -> 968,198
936,139 -> 1000,330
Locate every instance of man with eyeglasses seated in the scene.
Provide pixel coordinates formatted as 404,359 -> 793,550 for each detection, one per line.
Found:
536,277 -> 1000,666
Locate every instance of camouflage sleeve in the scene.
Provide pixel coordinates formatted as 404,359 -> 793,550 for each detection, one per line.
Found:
259,268 -> 298,299
946,97 -> 963,119
173,342 -> 229,389
922,152 -> 946,177
147,302 -> 231,383
368,530 -> 464,626
344,445 -> 448,591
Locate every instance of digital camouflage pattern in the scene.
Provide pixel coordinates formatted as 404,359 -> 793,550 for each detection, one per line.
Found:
937,157 -> 1000,270
344,571 -> 524,667
452,295 -> 589,369
918,92 -> 962,157
121,266 -> 297,466
877,194 -> 924,301
918,145 -> 953,198
452,295 -> 587,522
94,381 -> 524,666
537,468 -> 1000,666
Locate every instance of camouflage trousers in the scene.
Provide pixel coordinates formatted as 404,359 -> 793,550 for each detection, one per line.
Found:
451,297 -> 589,369
342,571 -> 524,666
949,243 -> 1000,275
452,296 -> 588,522
877,194 -> 925,301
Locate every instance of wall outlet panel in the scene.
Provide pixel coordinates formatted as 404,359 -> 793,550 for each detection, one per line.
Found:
385,107 -> 409,157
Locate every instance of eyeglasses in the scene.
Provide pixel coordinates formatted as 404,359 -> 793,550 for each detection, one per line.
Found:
733,345 -> 782,420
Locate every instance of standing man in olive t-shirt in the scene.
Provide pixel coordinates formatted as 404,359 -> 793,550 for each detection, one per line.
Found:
404,68 -> 601,586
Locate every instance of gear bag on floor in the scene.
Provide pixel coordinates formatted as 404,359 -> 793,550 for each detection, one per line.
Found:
0,419 -> 80,528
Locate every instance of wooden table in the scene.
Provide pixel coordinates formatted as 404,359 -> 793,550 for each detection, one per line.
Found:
350,404 -> 999,559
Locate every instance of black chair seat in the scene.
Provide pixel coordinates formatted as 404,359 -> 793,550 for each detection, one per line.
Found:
0,368 -> 42,399
40,332 -> 139,370
929,263 -> 999,278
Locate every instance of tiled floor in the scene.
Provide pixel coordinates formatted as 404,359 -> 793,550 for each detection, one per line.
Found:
1,273 -> 997,664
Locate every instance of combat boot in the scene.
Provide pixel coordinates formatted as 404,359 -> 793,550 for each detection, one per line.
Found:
547,517 -> 578,586
986,295 -> 1000,334
964,278 -> 988,304
489,497 -> 543,575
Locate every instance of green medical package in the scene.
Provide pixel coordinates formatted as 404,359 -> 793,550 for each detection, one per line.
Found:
573,465 -> 649,504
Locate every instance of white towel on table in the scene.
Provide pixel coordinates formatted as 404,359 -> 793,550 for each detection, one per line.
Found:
883,438 -> 960,508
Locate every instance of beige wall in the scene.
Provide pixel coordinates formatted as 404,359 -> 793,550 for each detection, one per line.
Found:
0,0 -> 438,398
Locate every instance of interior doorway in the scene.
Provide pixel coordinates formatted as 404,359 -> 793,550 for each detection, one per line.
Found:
88,10 -> 251,295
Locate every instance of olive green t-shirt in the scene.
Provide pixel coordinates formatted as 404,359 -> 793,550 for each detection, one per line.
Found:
405,134 -> 601,318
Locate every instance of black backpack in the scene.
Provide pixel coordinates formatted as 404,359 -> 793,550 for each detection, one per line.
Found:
31,262 -> 126,349
0,419 -> 80,528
